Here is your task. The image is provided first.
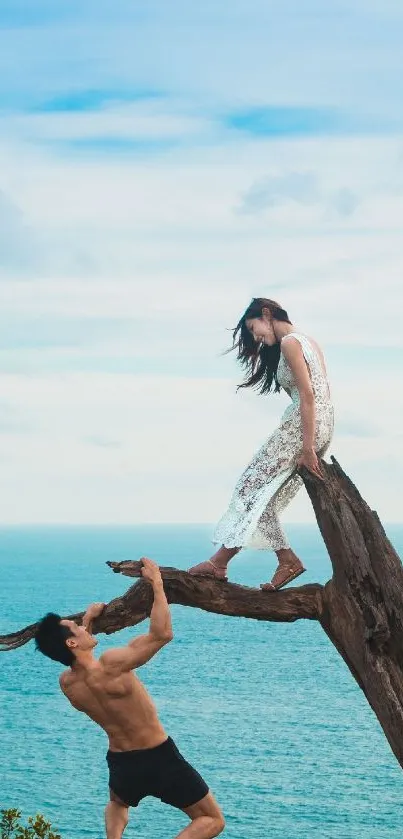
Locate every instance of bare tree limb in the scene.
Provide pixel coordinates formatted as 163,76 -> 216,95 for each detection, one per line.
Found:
0,567 -> 323,651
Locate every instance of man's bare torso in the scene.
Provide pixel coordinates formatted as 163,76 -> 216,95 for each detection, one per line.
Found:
60,659 -> 167,752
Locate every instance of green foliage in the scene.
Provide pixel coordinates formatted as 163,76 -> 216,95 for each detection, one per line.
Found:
0,809 -> 61,839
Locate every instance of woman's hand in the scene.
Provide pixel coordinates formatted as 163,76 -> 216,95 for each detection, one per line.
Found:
297,447 -> 324,480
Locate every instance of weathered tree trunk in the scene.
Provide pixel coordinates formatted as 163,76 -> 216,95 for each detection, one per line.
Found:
1,457 -> 403,768
305,458 -> 403,768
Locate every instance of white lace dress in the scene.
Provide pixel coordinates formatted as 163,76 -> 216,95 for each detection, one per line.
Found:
213,333 -> 334,551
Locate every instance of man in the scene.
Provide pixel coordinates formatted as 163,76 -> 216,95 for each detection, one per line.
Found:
34,557 -> 225,839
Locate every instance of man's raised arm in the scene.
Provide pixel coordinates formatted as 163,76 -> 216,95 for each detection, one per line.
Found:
101,558 -> 173,671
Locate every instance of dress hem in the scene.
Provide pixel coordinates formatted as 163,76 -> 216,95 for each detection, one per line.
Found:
212,537 -> 290,552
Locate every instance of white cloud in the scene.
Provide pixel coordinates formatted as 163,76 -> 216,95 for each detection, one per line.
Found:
0,364 -> 401,524
0,102 -> 213,143
0,188 -> 38,272
237,171 -> 359,217
1,134 -> 402,351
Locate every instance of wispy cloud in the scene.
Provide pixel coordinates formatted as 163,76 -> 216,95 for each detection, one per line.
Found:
237,171 -> 359,217
0,399 -> 35,434
335,417 -> 382,439
0,189 -> 39,273
32,89 -> 164,114
83,435 -> 123,449
0,102 -> 212,148
226,107 -> 341,138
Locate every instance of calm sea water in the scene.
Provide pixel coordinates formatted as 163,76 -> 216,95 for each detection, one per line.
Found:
1,524 -> 403,838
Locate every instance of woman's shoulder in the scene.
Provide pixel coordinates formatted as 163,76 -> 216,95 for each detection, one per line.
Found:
281,332 -> 323,353
281,332 -> 327,370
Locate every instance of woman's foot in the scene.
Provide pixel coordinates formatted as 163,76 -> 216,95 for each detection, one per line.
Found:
188,545 -> 239,581
261,552 -> 306,591
188,559 -> 228,581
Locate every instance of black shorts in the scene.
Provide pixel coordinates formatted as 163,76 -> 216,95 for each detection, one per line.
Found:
106,737 -> 209,809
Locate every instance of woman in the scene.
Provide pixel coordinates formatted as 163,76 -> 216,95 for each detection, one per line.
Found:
189,297 -> 334,591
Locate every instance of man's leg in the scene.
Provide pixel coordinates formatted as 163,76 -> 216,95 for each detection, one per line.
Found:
105,790 -> 129,839
176,792 -> 225,838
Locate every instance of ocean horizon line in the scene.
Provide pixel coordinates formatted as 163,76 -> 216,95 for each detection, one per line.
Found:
0,520 -> 401,527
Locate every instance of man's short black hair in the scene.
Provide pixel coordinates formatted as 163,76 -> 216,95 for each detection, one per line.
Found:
34,613 -> 75,667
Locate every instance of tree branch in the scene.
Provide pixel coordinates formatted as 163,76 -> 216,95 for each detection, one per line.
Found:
0,565 -> 323,651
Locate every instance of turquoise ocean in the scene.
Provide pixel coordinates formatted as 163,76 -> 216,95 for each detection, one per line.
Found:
1,524 -> 403,838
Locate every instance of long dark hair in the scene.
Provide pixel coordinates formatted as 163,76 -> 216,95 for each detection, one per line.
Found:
229,297 -> 292,394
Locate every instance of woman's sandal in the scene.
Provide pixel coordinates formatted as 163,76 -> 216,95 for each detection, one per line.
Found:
261,563 -> 306,591
188,559 -> 228,581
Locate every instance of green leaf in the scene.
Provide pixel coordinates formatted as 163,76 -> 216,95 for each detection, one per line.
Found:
0,809 -> 61,839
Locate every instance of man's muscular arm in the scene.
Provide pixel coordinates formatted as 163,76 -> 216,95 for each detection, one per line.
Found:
101,558 -> 173,671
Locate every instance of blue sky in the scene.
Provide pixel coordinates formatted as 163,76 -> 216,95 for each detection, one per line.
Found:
0,1 -> 402,524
